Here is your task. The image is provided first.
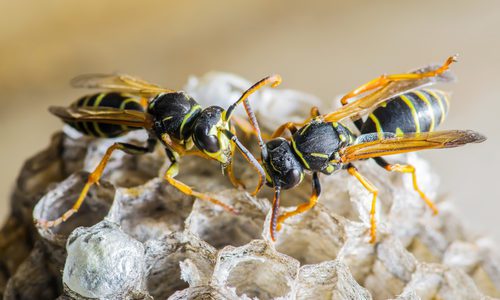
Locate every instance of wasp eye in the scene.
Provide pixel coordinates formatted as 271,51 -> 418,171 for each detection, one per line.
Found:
283,169 -> 302,189
193,125 -> 220,153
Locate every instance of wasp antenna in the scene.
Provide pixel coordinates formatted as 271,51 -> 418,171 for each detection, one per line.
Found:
224,74 -> 282,122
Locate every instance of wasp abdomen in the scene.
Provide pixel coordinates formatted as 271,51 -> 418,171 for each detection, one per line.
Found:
70,92 -> 144,137
361,89 -> 449,136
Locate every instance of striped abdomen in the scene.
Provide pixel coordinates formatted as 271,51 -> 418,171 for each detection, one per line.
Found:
361,89 -> 449,136
69,92 -> 144,137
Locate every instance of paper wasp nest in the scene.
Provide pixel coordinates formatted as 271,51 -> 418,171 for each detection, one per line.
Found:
1,72 -> 499,300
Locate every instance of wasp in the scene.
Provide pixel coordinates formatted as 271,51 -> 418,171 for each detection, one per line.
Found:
38,74 -> 281,228
241,55 -> 486,243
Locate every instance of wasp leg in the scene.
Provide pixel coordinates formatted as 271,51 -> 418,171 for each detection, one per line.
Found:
139,97 -> 148,109
271,122 -> 300,138
272,107 -> 320,138
310,106 -> 320,118
38,139 -> 157,228
226,125 -> 246,189
340,55 -> 457,106
347,164 -> 379,243
276,172 -> 321,231
222,129 -> 266,196
270,186 -> 282,241
374,157 -> 438,215
163,148 -> 237,214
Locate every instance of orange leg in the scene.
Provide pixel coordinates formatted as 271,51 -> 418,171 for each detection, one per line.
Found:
374,157 -> 438,214
139,97 -> 149,109
340,55 -> 457,105
271,122 -> 301,138
347,164 -> 379,243
38,141 -> 154,228
163,149 -> 237,214
276,172 -> 320,231
272,106 -> 319,138
221,129 -> 266,196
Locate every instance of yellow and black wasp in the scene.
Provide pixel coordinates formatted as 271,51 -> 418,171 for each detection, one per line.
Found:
38,73 -> 281,228
241,55 -> 486,242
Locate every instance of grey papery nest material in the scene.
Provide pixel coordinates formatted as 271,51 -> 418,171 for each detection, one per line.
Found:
0,72 -> 498,299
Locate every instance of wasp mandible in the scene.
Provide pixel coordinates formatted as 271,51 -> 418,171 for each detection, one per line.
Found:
39,74 -> 281,228
241,55 -> 486,243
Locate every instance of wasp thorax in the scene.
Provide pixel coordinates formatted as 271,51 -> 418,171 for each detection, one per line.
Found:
148,92 -> 201,141
263,138 -> 304,190
192,106 -> 231,165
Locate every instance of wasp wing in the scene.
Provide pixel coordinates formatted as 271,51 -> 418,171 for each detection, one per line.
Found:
339,130 -> 486,163
323,63 -> 455,123
49,106 -> 150,128
70,73 -> 175,98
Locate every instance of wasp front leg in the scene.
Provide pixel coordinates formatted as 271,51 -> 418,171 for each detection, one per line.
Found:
226,125 -> 246,189
38,138 -> 157,228
163,148 -> 237,214
276,172 -> 321,232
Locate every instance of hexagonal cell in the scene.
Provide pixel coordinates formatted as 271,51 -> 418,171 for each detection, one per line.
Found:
144,232 -> 216,299
108,178 -> 195,242
273,206 -> 346,265
186,190 -> 268,249
296,260 -> 371,300
213,240 -> 299,299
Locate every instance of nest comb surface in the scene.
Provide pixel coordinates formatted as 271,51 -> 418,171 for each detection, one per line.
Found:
1,72 -> 499,300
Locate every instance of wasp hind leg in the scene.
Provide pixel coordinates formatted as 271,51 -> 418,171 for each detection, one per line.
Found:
163,148 -> 237,214
340,55 -> 457,106
347,164 -> 379,243
373,157 -> 438,215
38,139 -> 157,228
276,172 -> 321,232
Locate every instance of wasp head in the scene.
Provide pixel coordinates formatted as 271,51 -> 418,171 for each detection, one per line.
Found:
192,106 -> 232,166
262,138 -> 304,190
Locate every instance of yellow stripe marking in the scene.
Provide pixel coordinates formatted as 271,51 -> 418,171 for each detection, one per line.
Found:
400,94 -> 420,133
300,123 -> 312,135
291,137 -> 310,169
180,105 -> 201,139
368,114 -> 384,139
119,98 -> 138,130
412,91 -> 435,131
81,95 -> 93,135
426,89 -> 446,124
395,128 -> 404,137
311,153 -> 329,159
93,93 -> 107,137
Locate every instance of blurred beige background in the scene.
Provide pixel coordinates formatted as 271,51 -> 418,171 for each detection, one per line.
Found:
0,1 -> 498,239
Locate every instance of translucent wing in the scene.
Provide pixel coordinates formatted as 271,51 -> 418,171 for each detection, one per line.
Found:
323,62 -> 456,123
339,130 -> 486,163
49,106 -> 150,128
70,73 -> 175,97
